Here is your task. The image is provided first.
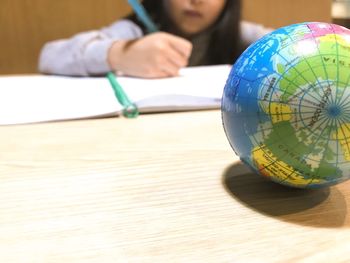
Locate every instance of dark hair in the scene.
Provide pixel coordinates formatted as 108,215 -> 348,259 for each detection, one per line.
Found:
127,0 -> 243,65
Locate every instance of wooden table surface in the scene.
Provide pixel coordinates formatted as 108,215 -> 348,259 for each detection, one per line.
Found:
1,110 -> 349,262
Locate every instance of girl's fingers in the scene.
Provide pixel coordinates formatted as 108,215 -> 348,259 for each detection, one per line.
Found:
140,63 -> 178,78
165,34 -> 193,59
166,46 -> 189,68
160,59 -> 180,77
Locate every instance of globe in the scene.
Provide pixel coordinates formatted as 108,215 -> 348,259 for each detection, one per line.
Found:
222,22 -> 350,188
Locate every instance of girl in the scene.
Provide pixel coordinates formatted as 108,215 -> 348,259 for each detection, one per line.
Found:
39,0 -> 272,78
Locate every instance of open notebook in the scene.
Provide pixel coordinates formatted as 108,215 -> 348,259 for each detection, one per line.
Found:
0,65 -> 231,125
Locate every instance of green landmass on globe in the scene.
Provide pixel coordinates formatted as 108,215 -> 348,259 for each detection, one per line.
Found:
222,22 -> 350,188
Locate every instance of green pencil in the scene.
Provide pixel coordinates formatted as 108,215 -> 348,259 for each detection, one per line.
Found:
106,72 -> 139,118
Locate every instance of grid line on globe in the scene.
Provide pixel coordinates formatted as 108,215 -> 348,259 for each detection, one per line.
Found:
222,22 -> 350,188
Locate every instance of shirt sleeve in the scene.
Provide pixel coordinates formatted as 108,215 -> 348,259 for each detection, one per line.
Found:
240,21 -> 274,46
38,19 -> 144,76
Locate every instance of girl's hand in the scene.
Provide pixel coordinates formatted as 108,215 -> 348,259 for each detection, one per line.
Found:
108,32 -> 193,78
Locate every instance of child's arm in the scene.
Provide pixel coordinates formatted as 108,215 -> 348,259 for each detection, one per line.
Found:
108,32 -> 192,78
38,20 -> 144,76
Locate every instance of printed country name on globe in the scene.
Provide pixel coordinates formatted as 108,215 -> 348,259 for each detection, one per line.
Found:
258,142 -> 309,167
308,85 -> 332,128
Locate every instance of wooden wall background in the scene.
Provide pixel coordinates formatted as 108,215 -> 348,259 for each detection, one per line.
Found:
0,0 -> 332,75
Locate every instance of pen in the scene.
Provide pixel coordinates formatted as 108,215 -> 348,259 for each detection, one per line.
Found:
106,72 -> 139,118
106,1 -> 156,118
127,0 -> 159,33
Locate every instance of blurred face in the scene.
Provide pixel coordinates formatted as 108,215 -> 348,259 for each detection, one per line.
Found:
164,0 -> 226,36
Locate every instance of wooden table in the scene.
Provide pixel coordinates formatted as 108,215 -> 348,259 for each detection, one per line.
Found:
1,110 -> 349,262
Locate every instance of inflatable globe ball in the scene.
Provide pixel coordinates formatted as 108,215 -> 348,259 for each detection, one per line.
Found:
222,22 -> 350,188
